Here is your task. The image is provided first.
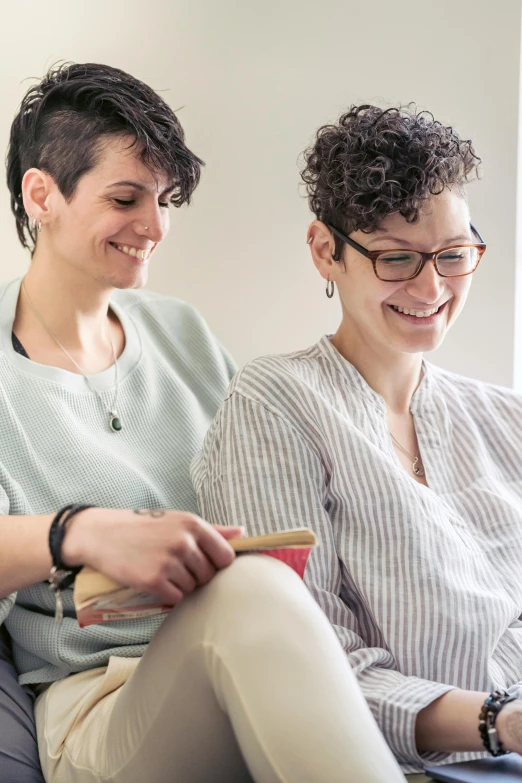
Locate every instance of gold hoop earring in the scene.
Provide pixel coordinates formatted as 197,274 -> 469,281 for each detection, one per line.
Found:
325,279 -> 335,299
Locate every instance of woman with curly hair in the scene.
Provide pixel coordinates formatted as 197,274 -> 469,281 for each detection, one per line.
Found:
194,105 -> 522,778
0,69 -> 406,783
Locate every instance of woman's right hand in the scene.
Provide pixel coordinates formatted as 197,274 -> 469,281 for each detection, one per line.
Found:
61,507 -> 244,606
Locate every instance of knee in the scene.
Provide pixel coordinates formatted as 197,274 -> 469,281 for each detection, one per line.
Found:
192,554 -> 347,678
217,552 -> 308,601
210,553 -> 330,633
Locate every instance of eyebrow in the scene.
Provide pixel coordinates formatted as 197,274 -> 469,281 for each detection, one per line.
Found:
105,180 -> 176,194
366,231 -> 472,247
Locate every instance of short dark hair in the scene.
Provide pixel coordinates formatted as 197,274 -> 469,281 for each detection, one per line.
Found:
300,104 -> 481,261
6,62 -> 204,250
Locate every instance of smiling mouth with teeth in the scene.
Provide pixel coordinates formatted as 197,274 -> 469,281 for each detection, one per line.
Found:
390,303 -> 444,318
110,243 -> 151,261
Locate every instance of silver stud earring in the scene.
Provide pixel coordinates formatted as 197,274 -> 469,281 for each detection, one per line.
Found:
325,279 -> 335,299
143,226 -> 149,231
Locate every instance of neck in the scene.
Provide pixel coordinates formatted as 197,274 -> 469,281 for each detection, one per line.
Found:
330,318 -> 423,414
17,253 -> 114,351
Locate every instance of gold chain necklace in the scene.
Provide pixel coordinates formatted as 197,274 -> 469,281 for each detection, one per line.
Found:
389,432 -> 425,477
21,280 -> 122,432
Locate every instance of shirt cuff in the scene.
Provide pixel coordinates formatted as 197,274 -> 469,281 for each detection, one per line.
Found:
507,682 -> 522,700
377,676 -> 456,769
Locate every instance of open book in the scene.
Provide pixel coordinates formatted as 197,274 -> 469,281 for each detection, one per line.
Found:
73,528 -> 317,627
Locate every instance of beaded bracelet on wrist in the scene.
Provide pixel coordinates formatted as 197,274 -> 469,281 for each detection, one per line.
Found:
478,689 -> 516,756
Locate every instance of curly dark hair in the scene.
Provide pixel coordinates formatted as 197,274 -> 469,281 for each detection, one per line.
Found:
6,62 -> 204,251
300,104 -> 481,261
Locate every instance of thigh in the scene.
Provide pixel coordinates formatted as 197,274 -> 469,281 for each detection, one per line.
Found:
0,626 -> 45,783
38,558 -> 317,783
104,555 -> 402,783
36,603 -> 252,783
37,556 -> 404,783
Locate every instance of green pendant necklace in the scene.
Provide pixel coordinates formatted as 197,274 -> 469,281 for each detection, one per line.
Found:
21,279 -> 122,433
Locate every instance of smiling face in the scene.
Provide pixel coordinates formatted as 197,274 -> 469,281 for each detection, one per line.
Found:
30,135 -> 174,291
327,189 -> 475,357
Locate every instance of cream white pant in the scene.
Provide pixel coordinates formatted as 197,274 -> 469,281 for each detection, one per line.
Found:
35,555 -> 406,783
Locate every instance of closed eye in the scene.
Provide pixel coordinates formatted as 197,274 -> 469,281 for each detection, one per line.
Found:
113,198 -> 170,209
439,252 -> 466,260
380,254 -> 413,263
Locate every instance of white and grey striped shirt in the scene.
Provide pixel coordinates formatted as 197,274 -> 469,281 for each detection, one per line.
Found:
192,335 -> 522,773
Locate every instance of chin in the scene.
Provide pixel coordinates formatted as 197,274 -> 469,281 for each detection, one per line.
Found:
398,337 -> 445,354
108,270 -> 149,291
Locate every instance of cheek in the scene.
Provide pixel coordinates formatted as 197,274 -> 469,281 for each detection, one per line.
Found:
98,209 -> 130,235
377,282 -> 404,309
94,212 -> 136,245
449,279 -> 472,315
341,263 -> 399,311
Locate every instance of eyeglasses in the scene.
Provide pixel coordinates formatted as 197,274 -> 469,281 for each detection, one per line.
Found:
326,223 -> 487,282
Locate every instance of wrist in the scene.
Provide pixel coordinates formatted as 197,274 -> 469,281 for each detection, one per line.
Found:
60,506 -> 100,568
496,700 -> 522,753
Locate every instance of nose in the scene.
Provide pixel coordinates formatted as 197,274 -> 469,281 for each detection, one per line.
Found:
134,202 -> 169,244
404,258 -> 445,304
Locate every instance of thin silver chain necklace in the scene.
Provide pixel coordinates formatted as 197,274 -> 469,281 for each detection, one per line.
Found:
389,432 -> 425,477
21,280 -> 123,433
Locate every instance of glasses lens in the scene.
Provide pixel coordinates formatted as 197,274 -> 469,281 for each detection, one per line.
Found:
436,247 -> 478,276
375,251 -> 422,281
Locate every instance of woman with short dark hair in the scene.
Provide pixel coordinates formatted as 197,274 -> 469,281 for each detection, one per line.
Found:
0,68 -> 405,783
194,105 -> 522,779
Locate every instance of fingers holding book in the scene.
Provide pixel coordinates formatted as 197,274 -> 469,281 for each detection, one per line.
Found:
74,527 -> 318,627
61,507 -> 245,609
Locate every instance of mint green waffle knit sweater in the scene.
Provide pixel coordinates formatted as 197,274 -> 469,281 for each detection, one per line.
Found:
0,277 -> 235,685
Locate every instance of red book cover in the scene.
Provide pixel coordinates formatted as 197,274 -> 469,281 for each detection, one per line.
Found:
238,546 -> 312,579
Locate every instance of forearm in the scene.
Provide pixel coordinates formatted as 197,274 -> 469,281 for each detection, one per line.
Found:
0,512 -> 54,596
0,506 -> 101,596
417,688 -> 522,756
416,689 -> 491,753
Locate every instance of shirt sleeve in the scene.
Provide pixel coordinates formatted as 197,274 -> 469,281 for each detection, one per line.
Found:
505,618 -> 522,699
192,389 -> 455,767
0,483 -> 16,626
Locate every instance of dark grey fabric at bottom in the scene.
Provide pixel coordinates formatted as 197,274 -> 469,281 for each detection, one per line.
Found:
0,626 -> 44,783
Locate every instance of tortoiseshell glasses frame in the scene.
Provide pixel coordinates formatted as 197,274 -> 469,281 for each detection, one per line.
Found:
326,223 -> 487,282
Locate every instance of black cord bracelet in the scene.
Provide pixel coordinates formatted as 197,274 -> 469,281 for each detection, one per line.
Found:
478,690 -> 517,756
48,504 -> 94,622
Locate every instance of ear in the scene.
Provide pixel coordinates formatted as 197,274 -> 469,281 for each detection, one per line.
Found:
306,220 -> 342,281
21,168 -> 55,226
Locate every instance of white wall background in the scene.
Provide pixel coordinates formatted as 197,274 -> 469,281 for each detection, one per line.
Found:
0,0 -> 520,386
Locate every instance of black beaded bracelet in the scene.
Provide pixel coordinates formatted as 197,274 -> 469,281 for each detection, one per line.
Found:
48,504 -> 94,623
478,690 -> 517,756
